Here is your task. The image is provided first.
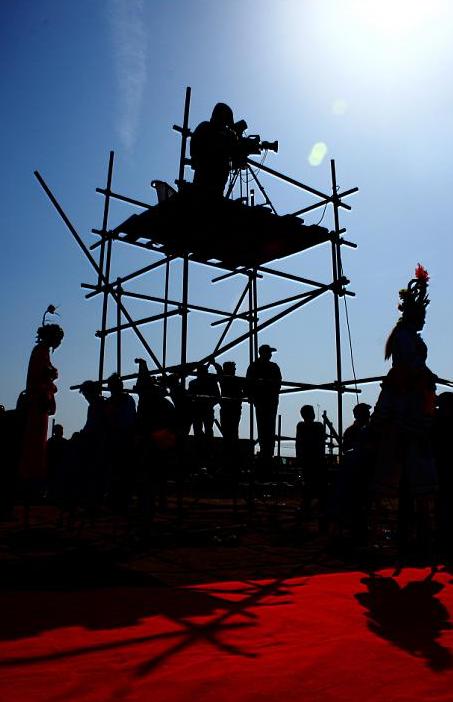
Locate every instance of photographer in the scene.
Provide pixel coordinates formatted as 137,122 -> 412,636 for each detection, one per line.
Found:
190,102 -> 278,200
190,102 -> 238,198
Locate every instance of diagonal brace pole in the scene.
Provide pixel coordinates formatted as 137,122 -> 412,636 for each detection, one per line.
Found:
34,170 -> 163,372
198,285 -> 330,364
212,279 -> 251,356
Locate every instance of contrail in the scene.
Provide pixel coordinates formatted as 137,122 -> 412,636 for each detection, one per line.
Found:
109,0 -> 148,151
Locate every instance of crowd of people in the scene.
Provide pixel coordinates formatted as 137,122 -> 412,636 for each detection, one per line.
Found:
0,329 -> 286,529
1,266 -> 452,556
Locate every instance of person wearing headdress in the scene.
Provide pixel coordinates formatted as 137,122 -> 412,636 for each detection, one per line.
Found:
370,265 -> 437,550
18,306 -> 64,524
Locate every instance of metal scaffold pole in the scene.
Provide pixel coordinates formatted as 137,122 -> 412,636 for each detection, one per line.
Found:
248,274 -> 255,448
330,159 -> 344,455
98,151 -> 115,385
180,256 -> 189,387
116,278 -> 122,376
178,86 -> 192,388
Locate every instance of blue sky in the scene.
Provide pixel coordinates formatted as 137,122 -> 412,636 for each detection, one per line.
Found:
1,0 -> 452,450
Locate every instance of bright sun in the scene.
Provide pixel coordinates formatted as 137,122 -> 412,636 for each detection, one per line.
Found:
321,0 -> 453,81
351,0 -> 442,42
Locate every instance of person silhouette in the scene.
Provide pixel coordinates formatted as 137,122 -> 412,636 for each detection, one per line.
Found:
210,359 -> 245,476
188,364 -> 220,438
46,423 -> 68,503
343,403 -> 371,454
210,359 -> 244,443
79,380 -> 107,517
134,360 -> 176,526
336,403 -> 373,544
18,310 -> 64,526
167,372 -> 191,439
246,344 -> 282,470
104,373 -> 136,515
190,102 -> 238,198
370,265 -> 438,551
296,404 -> 326,526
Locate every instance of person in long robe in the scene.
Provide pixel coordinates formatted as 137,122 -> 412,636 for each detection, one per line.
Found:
18,321 -> 64,523
370,265 -> 437,551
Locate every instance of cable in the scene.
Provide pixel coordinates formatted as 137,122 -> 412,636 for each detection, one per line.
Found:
312,201 -> 328,226
307,185 -> 340,227
339,256 -> 359,404
241,149 -> 268,183
343,295 -> 359,404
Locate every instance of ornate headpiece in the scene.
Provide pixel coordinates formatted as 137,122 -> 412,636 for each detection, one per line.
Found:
36,305 -> 63,347
42,304 -> 59,326
398,264 -> 430,319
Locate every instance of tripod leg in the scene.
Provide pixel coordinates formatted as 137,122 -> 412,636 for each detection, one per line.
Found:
247,166 -> 278,214
225,169 -> 240,199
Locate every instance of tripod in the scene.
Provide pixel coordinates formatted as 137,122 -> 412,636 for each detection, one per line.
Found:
225,162 -> 278,214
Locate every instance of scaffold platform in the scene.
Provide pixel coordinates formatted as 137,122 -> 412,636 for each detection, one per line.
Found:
113,185 -> 330,268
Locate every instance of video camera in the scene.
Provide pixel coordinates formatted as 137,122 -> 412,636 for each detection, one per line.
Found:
231,119 -> 278,169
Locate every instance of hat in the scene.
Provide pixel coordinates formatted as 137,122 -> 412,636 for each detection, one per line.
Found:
259,344 -> 277,354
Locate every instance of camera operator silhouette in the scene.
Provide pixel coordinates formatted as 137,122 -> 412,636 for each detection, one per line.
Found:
190,102 -> 237,198
190,102 -> 278,199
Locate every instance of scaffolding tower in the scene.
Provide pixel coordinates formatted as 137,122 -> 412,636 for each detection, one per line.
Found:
35,87 -> 360,453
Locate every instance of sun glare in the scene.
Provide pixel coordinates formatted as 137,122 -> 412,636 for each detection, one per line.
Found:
351,0 -> 442,43
279,0 -> 451,88
315,0 -> 453,88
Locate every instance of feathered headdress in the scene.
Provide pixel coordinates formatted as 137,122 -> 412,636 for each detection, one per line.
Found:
398,264 -> 430,318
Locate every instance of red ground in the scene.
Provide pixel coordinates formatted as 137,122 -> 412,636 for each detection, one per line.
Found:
2,566 -> 453,701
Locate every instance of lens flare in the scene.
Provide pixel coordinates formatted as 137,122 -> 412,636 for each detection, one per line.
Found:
308,142 -> 328,166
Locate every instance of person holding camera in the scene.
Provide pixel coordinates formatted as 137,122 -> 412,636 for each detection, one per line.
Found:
190,102 -> 238,198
